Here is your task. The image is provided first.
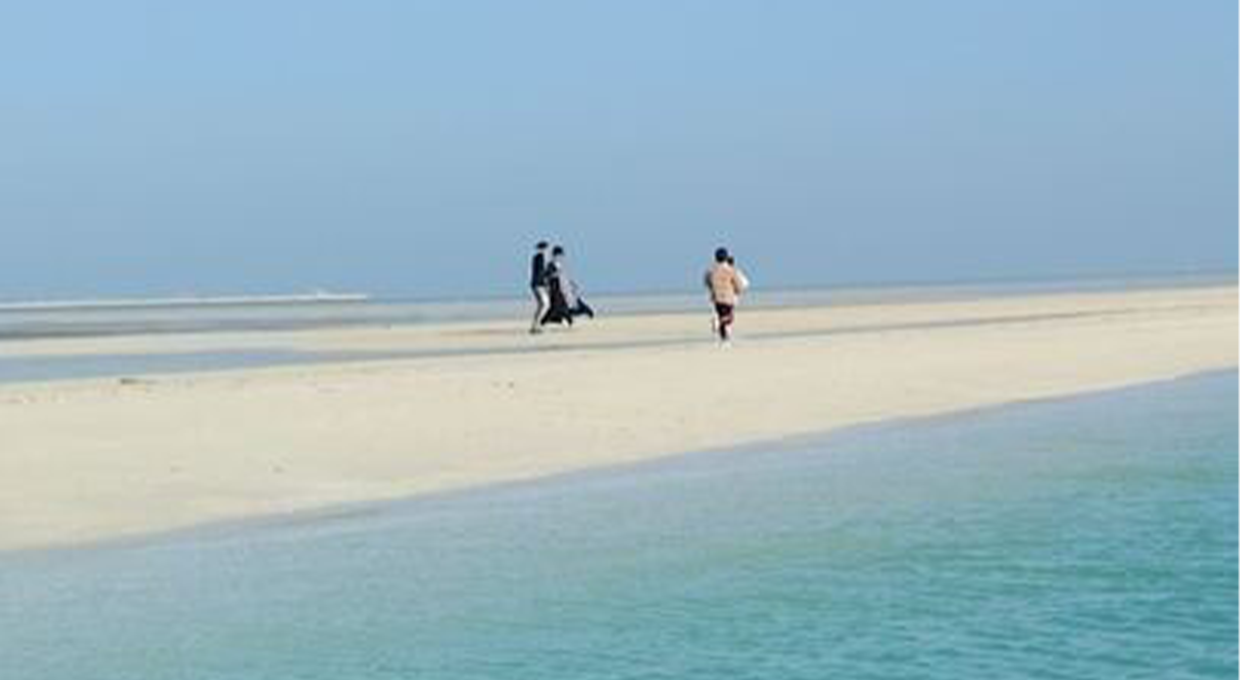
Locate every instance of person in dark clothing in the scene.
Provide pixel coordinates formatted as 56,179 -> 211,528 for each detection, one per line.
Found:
529,241 -> 550,334
540,246 -> 595,327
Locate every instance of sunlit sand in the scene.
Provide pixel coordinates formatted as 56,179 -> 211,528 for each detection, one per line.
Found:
0,283 -> 1234,551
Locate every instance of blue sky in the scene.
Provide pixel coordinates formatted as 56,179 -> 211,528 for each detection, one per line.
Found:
1,0 -> 1235,299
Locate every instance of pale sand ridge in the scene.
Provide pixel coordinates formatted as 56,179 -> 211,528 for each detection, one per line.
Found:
0,284 -> 1234,550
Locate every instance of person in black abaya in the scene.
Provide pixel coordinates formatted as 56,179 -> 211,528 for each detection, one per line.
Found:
540,245 -> 595,327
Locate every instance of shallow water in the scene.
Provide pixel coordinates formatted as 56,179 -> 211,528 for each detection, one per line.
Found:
1,274 -> 1230,384
1,372 -> 1235,679
1,273 -> 1226,342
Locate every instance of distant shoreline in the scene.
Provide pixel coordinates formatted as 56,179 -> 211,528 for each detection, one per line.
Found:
0,272 -> 1233,345
0,268 -> 1232,313
0,292 -> 371,313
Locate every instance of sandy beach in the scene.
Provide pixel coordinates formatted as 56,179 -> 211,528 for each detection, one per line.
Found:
0,283 -> 1234,551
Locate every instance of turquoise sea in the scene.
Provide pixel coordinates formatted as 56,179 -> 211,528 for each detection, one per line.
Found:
1,372 -> 1235,679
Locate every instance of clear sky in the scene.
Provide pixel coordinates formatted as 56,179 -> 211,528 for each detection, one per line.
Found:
1,0 -> 1235,299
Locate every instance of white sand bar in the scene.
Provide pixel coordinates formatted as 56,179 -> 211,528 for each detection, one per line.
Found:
1,284 -> 1235,551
